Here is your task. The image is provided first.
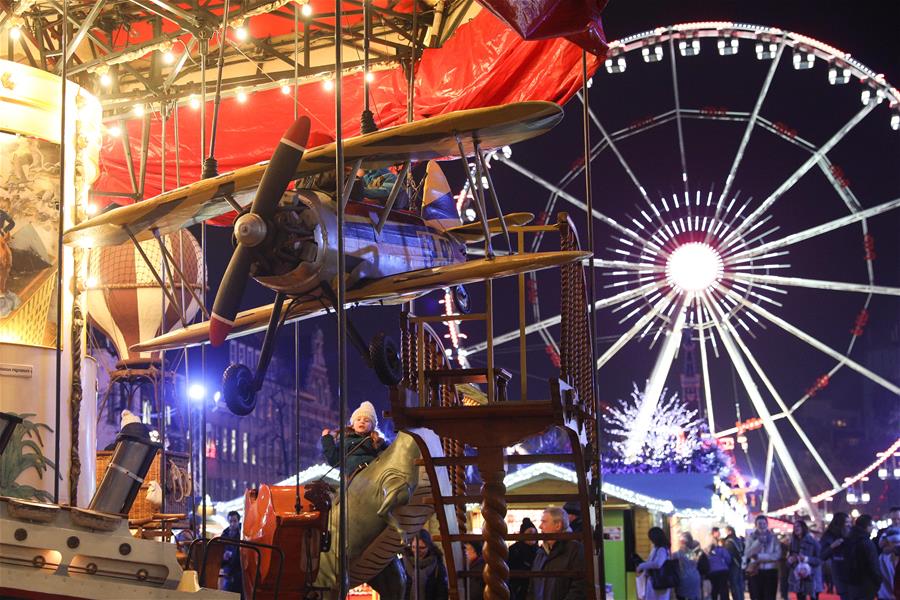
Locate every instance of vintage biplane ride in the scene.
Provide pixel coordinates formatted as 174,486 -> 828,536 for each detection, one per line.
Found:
65,101 -> 589,416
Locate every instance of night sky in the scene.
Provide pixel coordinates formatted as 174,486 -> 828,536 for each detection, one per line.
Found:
190,0 -> 900,510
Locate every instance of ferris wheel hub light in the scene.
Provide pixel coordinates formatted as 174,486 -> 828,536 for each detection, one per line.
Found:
666,242 -> 723,292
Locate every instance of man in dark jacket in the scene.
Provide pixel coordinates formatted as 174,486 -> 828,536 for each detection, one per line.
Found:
844,514 -> 880,600
724,526 -> 745,600
221,510 -> 243,594
527,507 -> 586,600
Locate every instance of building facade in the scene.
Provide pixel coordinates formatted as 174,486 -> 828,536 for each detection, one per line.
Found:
204,329 -> 338,501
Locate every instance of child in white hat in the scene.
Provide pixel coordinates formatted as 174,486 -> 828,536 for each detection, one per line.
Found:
321,401 -> 388,475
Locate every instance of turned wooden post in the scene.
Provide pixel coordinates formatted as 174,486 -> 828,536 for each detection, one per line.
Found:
479,450 -> 509,600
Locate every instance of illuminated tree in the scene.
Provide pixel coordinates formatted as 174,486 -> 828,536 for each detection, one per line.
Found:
603,383 -> 729,474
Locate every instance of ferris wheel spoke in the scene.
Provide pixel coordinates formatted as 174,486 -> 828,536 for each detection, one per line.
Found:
817,158 -> 863,213
732,273 -> 900,297
721,287 -> 900,396
700,293 -> 819,518
498,156 -> 665,254
761,440 -> 775,514
719,40 -> 785,204
696,304 -> 717,433
588,258 -> 663,272
667,34 -> 690,197
577,92 -> 656,207
597,291 -> 678,370
722,102 -> 877,246
728,196 -> 900,262
717,298 -> 841,488
621,295 -> 688,461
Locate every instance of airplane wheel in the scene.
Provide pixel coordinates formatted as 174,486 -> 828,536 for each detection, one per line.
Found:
369,333 -> 402,386
452,285 -> 471,314
222,363 -> 257,416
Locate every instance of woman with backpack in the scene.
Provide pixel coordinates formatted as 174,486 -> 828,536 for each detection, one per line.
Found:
637,527 -> 675,600
787,520 -> 821,600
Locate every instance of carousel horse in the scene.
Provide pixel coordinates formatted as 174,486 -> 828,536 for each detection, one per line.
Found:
314,428 -> 450,599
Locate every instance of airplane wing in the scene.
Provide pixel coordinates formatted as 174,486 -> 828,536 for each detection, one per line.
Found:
132,249 -> 588,352
65,101 -> 562,248
446,212 -> 534,244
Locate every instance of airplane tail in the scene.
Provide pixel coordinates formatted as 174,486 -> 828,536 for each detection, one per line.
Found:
421,160 -> 461,231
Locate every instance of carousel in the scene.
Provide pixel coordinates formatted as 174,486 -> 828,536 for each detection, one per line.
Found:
1,1 -> 899,600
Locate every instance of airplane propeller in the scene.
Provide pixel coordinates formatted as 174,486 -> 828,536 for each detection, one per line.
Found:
209,116 -> 311,347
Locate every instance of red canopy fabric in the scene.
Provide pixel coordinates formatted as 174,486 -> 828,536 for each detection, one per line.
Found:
94,9 -> 601,226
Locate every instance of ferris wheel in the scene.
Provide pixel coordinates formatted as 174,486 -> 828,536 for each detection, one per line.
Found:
460,22 -> 900,517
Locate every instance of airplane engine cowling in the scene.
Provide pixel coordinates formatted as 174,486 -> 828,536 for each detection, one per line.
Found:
253,191 -> 327,295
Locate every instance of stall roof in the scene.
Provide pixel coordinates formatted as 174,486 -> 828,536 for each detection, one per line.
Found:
604,472 -> 717,512
217,462 -> 720,517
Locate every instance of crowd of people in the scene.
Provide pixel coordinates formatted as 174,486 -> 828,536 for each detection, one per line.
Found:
636,507 -> 900,600
316,405 -> 899,599
400,504 -> 588,600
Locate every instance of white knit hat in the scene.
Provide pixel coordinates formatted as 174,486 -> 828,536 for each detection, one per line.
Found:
120,409 -> 141,428
350,401 -> 378,428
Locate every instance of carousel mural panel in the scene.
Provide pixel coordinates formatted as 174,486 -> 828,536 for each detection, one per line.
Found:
0,132 -> 61,347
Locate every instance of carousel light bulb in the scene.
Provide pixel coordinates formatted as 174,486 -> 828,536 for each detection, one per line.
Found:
281,83 -> 291,94
162,49 -> 175,64
85,276 -> 98,288
99,72 -> 112,87
666,242 -> 723,293
365,71 -> 374,83
133,104 -> 145,117
236,88 -> 247,103
108,125 -> 121,138
323,78 -> 334,91
9,25 -> 21,41
301,2 -> 313,17
85,203 -> 99,216
234,22 -> 248,41
189,95 -> 200,109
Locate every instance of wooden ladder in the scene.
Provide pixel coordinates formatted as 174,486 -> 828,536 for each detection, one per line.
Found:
391,378 -> 600,600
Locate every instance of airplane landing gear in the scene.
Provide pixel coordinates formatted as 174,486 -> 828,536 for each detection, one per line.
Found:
222,363 -> 256,416
370,332 -> 402,386
452,285 -> 471,314
221,292 -> 287,416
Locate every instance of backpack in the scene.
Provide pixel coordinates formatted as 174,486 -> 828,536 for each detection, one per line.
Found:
651,558 -> 682,590
697,552 -> 711,577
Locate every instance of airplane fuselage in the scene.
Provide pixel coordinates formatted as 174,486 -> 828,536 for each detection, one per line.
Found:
253,190 -> 467,298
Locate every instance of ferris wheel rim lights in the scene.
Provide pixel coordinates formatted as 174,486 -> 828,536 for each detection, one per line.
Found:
603,22 -> 899,111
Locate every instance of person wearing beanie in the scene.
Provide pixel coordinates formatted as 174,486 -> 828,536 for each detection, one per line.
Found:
321,400 -> 388,475
509,517 -> 539,600
563,501 -> 584,533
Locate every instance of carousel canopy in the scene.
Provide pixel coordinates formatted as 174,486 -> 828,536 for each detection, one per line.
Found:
0,1 -> 606,216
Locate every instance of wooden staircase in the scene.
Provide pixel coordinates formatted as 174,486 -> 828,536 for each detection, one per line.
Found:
389,214 -> 604,600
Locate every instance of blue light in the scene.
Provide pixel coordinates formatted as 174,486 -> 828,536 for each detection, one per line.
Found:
188,384 -> 206,402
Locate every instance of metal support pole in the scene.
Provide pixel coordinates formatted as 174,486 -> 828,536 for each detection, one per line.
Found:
582,51 -> 607,600
54,0 -> 68,504
334,0 -> 349,594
